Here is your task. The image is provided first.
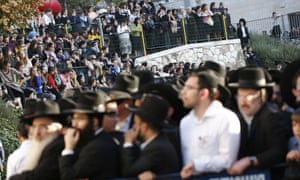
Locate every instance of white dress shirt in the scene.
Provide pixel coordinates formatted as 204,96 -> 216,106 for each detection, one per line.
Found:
115,113 -> 133,133
241,26 -> 247,37
6,140 -> 32,179
180,100 -> 240,174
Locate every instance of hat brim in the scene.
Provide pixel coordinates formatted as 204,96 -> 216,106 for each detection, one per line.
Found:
62,109 -> 101,114
21,114 -> 60,125
228,82 -> 275,88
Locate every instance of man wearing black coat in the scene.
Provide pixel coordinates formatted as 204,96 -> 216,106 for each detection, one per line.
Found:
237,18 -> 250,48
59,91 -> 121,180
228,66 -> 288,178
121,94 -> 180,178
10,100 -> 65,180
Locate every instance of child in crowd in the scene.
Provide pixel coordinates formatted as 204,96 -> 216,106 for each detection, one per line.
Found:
284,108 -> 300,179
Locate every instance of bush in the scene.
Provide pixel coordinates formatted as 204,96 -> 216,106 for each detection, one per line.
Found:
250,34 -> 300,68
0,100 -> 21,179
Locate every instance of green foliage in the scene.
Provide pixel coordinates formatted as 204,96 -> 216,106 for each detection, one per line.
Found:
0,100 -> 20,179
113,0 -> 122,6
250,34 -> 300,68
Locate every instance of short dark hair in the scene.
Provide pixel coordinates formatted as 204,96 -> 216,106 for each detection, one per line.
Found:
17,122 -> 30,139
190,71 -> 218,100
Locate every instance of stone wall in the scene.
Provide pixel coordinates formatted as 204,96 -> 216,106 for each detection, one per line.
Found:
135,39 -> 246,70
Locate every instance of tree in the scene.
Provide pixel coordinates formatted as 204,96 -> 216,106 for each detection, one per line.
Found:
0,0 -> 43,32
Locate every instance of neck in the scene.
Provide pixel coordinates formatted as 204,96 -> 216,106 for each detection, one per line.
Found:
118,110 -> 131,122
193,99 -> 212,120
144,129 -> 158,142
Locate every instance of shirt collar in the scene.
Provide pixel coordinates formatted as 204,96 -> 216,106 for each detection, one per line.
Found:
94,128 -> 103,136
192,100 -> 222,122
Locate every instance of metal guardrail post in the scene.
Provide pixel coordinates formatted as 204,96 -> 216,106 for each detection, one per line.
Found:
222,15 -> 228,40
141,26 -> 147,56
65,24 -> 68,35
182,18 -> 188,44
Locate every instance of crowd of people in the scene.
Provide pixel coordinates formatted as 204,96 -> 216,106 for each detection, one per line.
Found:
1,60 -> 300,180
0,0 -> 236,109
0,0 -> 300,180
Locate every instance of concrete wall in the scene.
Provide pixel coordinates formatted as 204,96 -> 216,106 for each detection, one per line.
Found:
135,39 -> 245,70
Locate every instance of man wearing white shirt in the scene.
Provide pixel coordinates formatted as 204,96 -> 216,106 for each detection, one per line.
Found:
6,123 -> 32,180
180,71 -> 240,179
0,139 -> 4,174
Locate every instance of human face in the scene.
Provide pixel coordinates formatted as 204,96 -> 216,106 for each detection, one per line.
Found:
72,112 -> 89,131
31,117 -> 53,141
292,120 -> 300,141
271,84 -> 282,107
292,76 -> 300,103
133,115 -> 145,141
102,102 -> 119,132
180,76 -> 201,109
236,89 -> 263,117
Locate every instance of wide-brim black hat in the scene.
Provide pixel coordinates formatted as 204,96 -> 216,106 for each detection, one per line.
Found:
64,90 -> 107,114
106,90 -> 132,103
113,73 -> 140,95
142,82 -> 186,126
126,94 -> 169,128
22,100 -> 60,125
280,60 -> 300,109
20,98 -> 38,122
200,61 -> 232,100
228,66 -> 274,88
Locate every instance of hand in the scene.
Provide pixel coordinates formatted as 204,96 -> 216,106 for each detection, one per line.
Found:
180,161 -> 195,179
286,150 -> 300,162
64,128 -> 80,150
138,171 -> 156,180
124,127 -> 139,143
227,157 -> 251,175
48,122 -> 63,134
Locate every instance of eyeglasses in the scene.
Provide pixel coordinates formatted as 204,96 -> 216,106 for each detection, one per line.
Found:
236,91 -> 261,102
182,84 -> 201,91
105,111 -> 118,116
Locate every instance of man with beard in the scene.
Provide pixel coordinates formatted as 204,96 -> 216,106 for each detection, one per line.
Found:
227,66 -> 288,179
10,100 -> 65,180
59,91 -> 121,180
121,93 -> 179,178
180,71 -> 240,179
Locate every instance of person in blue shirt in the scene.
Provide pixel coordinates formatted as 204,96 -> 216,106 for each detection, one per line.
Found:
286,108 -> 300,161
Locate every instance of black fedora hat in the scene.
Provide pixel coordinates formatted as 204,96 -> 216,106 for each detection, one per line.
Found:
58,98 -> 77,114
201,61 -> 231,100
126,94 -> 169,129
23,100 -> 60,125
106,90 -> 132,103
20,98 -> 38,122
143,82 -> 186,126
65,90 -> 107,114
113,73 -> 140,95
228,66 -> 274,88
132,70 -> 154,91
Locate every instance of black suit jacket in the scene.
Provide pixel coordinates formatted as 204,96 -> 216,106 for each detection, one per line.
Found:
237,104 -> 288,167
59,130 -> 121,180
121,133 -> 180,177
10,135 -> 65,180
237,26 -> 250,39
